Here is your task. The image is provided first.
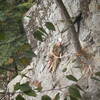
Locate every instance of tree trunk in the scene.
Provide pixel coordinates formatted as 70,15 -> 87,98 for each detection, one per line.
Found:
55,0 -> 82,53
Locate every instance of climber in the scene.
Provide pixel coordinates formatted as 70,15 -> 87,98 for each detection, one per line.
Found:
48,38 -> 63,72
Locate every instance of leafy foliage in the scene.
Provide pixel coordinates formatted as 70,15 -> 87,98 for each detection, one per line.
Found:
0,0 -> 35,76
33,24 -> 53,41
74,84 -> 84,92
45,22 -> 55,31
33,30 -> 44,42
16,2 -> 33,11
66,75 -> 78,82
16,95 -> 25,100
14,82 -> 37,97
70,96 -> 78,100
53,93 -> 60,100
41,95 -> 51,100
35,86 -> 42,92
62,68 -> 67,72
14,82 -> 20,90
24,89 -> 36,97
91,77 -> 100,82
68,85 -> 81,99
0,0 -> 58,99
95,72 -> 100,77
0,1 -> 87,100
39,27 -> 48,35
0,33 -> 5,40
64,97 -> 68,100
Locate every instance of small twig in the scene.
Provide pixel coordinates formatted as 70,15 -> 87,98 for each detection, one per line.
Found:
40,85 -> 69,93
0,85 -> 69,95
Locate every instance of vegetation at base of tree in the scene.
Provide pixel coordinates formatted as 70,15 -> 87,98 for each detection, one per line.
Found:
0,0 -> 35,76
0,0 -> 36,94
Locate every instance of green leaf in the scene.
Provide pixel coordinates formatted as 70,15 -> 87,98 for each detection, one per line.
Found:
74,84 -> 84,92
16,95 -> 25,100
42,95 -> 51,100
14,82 -> 20,91
0,33 -> 5,40
53,93 -> 60,100
95,72 -> 100,77
39,27 -> 48,35
35,86 -> 42,92
19,82 -> 37,97
0,44 -> 14,66
70,96 -> 78,100
91,77 -> 100,82
64,97 -> 68,100
20,82 -> 32,92
17,3 -> 32,10
62,68 -> 67,72
45,22 -> 55,31
25,50 -> 36,57
24,89 -> 37,97
19,57 -> 30,65
0,11 -> 7,22
26,16 -> 32,19
16,43 -> 36,57
66,75 -> 78,82
68,85 -> 81,99
18,43 -> 31,52
33,30 -> 44,41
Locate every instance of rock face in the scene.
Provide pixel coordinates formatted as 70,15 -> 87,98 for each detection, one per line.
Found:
8,0 -> 100,100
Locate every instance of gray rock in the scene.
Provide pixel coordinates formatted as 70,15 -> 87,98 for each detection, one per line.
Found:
8,0 -> 100,100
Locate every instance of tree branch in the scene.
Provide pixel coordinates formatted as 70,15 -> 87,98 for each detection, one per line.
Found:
0,66 -> 15,72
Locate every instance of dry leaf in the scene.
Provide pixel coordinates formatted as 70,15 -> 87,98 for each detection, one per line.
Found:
32,80 -> 41,88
